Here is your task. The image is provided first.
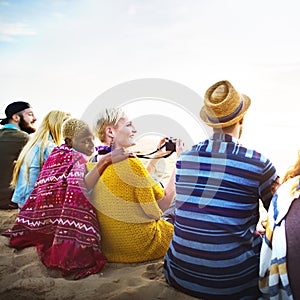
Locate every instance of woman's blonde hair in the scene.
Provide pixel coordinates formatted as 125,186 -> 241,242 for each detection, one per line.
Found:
11,110 -> 70,187
281,150 -> 300,196
94,107 -> 126,142
282,150 -> 300,183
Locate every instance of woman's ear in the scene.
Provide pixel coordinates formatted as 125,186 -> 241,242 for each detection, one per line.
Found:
105,126 -> 114,139
65,138 -> 72,148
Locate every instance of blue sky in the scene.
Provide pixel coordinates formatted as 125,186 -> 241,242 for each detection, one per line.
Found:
0,0 -> 300,174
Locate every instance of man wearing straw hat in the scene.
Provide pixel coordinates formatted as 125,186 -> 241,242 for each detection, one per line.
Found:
164,80 -> 278,299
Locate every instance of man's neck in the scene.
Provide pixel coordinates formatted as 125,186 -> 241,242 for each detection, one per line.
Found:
213,124 -> 240,139
7,120 -> 20,130
2,123 -> 20,130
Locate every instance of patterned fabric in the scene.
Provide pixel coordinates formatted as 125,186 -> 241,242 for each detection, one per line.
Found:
259,177 -> 300,299
164,133 -> 277,299
86,158 -> 174,263
4,144 -> 106,279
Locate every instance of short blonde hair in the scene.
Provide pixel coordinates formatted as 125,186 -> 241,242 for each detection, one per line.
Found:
94,108 -> 126,142
62,118 -> 90,141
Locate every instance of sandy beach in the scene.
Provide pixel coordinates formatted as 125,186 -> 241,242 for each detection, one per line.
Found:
0,137 -> 198,300
0,209 -> 197,300
0,136 -> 270,300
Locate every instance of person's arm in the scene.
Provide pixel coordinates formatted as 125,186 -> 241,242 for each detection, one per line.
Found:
157,167 -> 176,211
84,148 -> 129,191
146,137 -> 166,173
259,161 -> 278,210
156,139 -> 184,211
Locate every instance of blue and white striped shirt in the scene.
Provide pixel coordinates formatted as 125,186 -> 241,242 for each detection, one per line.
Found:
164,133 -> 277,299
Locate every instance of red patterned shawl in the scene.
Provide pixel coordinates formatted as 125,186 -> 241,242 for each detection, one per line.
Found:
4,144 -> 106,279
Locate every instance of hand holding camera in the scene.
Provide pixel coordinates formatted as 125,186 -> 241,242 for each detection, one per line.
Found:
154,137 -> 184,157
136,137 -> 184,159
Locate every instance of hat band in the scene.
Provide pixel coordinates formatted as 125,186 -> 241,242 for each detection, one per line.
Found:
207,97 -> 244,123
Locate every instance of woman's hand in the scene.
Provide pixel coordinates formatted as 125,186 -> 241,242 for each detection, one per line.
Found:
156,137 -> 167,155
85,148 -> 131,191
151,137 -> 184,159
110,147 -> 131,164
175,138 -> 184,156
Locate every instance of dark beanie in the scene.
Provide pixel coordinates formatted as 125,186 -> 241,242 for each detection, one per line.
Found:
0,101 -> 31,125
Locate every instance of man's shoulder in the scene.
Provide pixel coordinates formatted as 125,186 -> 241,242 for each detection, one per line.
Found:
0,128 -> 29,142
181,139 -> 272,164
180,140 -> 208,155
14,130 -> 29,140
0,127 -> 29,136
237,144 -> 271,163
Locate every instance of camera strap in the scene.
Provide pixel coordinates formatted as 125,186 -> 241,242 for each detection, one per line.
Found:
95,143 -> 175,160
136,142 -> 175,159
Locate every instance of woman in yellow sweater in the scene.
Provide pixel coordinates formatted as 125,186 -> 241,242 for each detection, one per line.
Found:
87,108 -> 182,263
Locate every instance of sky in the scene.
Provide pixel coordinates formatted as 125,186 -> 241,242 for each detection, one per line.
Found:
0,0 -> 300,176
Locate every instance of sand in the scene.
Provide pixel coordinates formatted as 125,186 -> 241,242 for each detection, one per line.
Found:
0,137 -> 268,300
0,209 -> 197,300
0,137 -> 196,300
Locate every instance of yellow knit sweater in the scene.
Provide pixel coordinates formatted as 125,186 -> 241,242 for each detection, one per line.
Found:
86,158 -> 174,263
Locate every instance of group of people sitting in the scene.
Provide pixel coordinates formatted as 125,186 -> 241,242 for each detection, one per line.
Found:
0,80 -> 299,299
0,104 -> 181,280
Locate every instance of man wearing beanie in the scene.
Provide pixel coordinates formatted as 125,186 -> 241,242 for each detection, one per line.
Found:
164,80 -> 278,299
0,101 -> 37,209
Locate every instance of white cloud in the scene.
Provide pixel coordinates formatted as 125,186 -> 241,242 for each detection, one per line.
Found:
0,22 -> 36,41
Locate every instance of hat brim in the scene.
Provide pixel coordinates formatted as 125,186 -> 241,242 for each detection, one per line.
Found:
199,94 -> 251,128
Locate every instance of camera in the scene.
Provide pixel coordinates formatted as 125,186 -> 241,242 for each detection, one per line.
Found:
165,137 -> 177,152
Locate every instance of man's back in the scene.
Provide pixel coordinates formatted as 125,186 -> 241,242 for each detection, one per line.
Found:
0,128 -> 29,209
164,133 -> 277,299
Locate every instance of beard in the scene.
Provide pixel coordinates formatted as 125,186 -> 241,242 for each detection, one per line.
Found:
19,116 -> 36,134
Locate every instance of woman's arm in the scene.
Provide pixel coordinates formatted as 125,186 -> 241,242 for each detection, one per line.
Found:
146,137 -> 166,174
84,148 -> 129,191
156,139 -> 184,211
157,167 -> 176,211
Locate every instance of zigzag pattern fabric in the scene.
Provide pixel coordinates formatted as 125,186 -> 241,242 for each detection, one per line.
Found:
5,144 -> 106,279
259,177 -> 300,299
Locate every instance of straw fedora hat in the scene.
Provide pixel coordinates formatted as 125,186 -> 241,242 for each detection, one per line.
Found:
199,80 -> 251,128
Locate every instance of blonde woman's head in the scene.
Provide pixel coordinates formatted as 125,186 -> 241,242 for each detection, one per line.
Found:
40,110 -> 71,145
11,110 -> 70,188
94,108 -> 126,143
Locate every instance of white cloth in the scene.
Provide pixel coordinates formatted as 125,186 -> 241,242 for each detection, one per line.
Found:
259,177 -> 300,300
